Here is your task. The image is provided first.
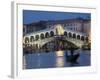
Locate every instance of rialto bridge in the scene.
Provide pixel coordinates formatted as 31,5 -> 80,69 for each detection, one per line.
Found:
23,24 -> 89,49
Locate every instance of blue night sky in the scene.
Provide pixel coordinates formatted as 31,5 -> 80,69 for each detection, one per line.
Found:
23,10 -> 91,24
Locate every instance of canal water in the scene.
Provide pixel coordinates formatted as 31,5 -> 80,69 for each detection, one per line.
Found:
23,50 -> 90,69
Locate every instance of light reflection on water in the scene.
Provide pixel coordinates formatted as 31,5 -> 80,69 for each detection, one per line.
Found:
56,50 -> 64,57
56,56 -> 64,67
56,50 -> 64,67
23,50 -> 90,69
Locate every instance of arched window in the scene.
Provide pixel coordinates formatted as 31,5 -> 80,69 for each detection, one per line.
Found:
30,36 -> 34,42
77,35 -> 80,39
50,31 -> 54,37
81,36 -> 84,41
68,32 -> 72,38
40,33 -> 45,39
25,37 -> 29,43
73,33 -> 76,38
64,31 -> 67,36
35,35 -> 39,40
45,32 -> 49,38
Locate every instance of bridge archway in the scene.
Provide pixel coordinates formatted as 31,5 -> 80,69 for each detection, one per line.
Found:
68,32 -> 72,38
40,33 -> 45,39
30,36 -> 34,42
77,35 -> 80,40
25,37 -> 29,43
50,31 -> 54,37
81,36 -> 84,41
35,35 -> 39,40
45,32 -> 49,38
73,33 -> 76,38
41,38 -> 79,51
64,31 -> 67,36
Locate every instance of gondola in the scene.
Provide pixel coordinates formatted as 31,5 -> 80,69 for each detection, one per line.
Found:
65,53 -> 80,63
